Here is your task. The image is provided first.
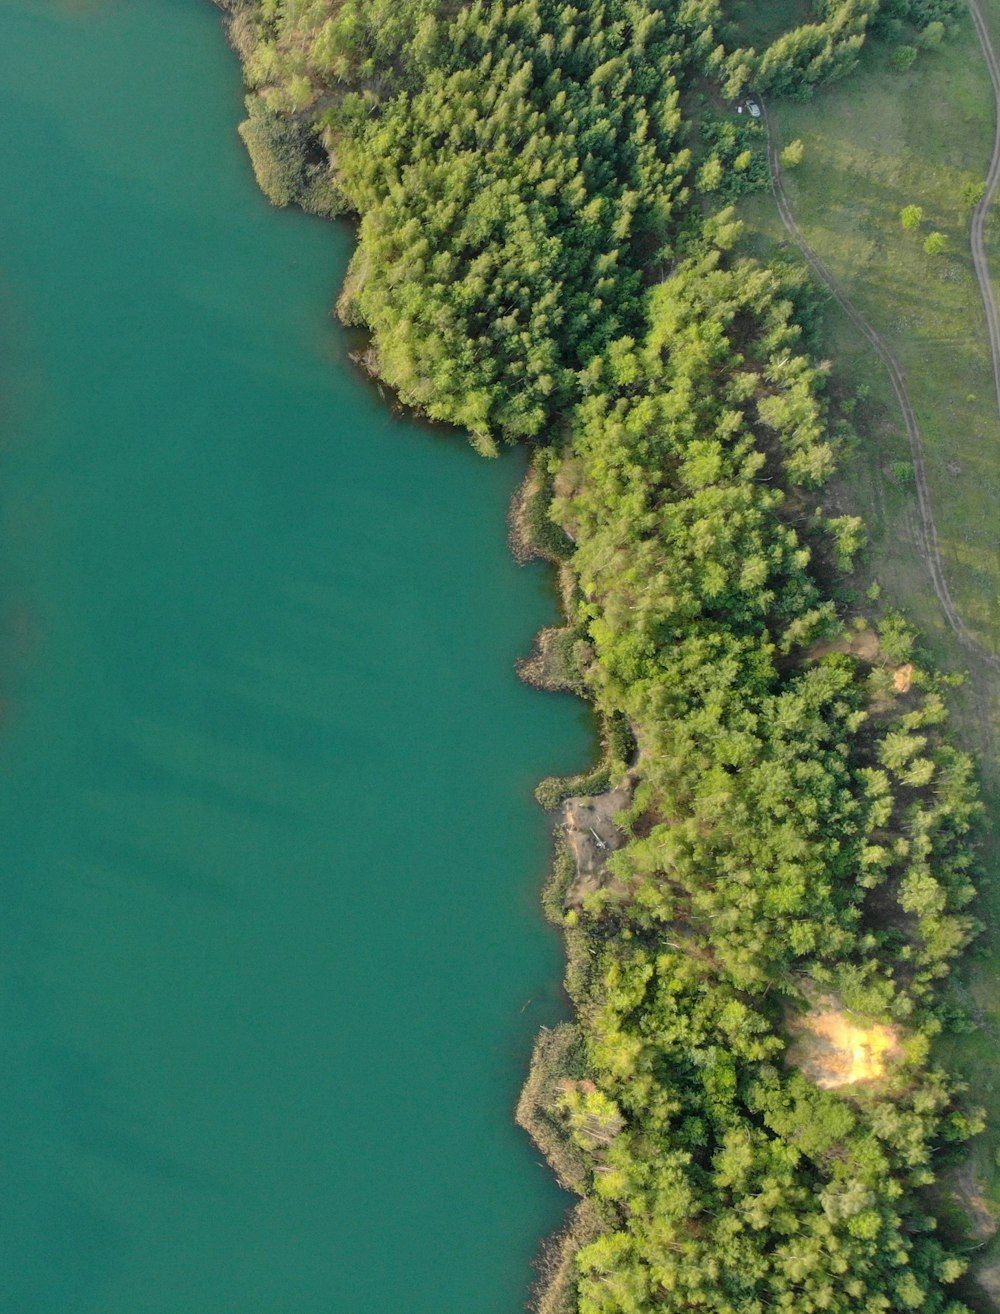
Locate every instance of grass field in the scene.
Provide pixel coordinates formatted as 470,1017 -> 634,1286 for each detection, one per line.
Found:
726,0 -> 812,48
733,2 -> 1000,1290
739,22 -> 1000,659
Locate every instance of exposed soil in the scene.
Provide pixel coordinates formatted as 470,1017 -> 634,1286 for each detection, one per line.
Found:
953,1159 -> 1000,1243
562,783 -> 633,907
808,630 -> 918,710
892,662 -> 914,693
808,626 -> 881,664
786,999 -> 900,1089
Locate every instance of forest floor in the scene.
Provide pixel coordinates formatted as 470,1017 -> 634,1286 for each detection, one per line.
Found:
735,0 -> 1000,1282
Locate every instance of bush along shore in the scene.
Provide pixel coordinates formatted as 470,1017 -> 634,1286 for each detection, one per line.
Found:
217,1 -> 991,1309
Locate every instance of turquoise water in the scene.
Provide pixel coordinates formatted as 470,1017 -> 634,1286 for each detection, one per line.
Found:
0,2 -> 590,1310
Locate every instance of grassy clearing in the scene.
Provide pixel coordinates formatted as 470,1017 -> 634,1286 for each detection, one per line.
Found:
735,2 -> 1000,1262
726,0 -> 813,49
739,22 -> 1000,658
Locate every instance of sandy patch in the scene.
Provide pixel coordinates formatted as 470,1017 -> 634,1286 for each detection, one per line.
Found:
809,626 -> 881,664
563,785 -> 632,907
892,663 -> 914,693
787,1000 -> 900,1089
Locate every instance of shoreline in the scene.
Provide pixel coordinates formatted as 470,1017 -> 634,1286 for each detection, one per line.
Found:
213,8 -> 605,1301
212,4 -> 994,1309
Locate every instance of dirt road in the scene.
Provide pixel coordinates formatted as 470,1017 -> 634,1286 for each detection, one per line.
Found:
969,0 -> 1000,421
763,104 -> 1000,670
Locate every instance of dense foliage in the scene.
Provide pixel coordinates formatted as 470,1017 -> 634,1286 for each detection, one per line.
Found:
332,0 -> 706,439
545,226 -> 981,1313
223,0 -> 986,1309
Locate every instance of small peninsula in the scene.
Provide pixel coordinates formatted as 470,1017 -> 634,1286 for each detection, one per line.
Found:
217,0 -> 999,1309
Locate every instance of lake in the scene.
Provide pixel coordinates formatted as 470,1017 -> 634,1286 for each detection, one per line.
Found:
0,2 -> 590,1309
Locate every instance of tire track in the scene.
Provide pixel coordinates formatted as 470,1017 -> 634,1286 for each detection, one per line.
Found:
763,103 -> 1000,670
969,0 -> 1000,425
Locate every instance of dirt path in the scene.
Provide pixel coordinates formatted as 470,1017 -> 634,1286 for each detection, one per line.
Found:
969,0 -> 1000,424
763,104 -> 1000,671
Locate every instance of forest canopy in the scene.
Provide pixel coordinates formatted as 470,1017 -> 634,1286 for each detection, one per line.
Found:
222,0 -> 985,1309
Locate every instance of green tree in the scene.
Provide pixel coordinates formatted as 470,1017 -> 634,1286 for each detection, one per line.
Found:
924,230 -> 948,255
891,44 -> 919,70
781,139 -> 805,168
697,154 -> 724,192
900,204 -> 924,230
919,20 -> 946,46
961,179 -> 987,208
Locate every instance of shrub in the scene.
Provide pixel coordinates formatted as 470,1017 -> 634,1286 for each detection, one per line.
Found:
237,97 -> 305,207
781,138 -> 805,167
961,180 -> 987,209
919,20 -> 946,46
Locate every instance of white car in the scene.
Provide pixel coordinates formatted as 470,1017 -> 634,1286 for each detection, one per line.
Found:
746,99 -> 762,118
